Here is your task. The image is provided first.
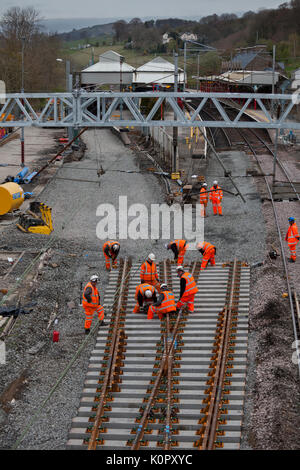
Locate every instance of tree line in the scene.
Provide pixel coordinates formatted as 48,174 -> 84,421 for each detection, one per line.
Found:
112,1 -> 300,58
0,7 -> 64,93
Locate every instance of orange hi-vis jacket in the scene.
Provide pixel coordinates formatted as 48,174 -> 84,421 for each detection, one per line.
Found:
140,260 -> 159,282
82,282 -> 100,309
171,239 -> 188,253
285,223 -> 299,245
202,241 -> 216,256
209,185 -> 223,204
181,272 -> 198,296
200,187 -> 208,204
103,240 -> 120,257
135,283 -> 156,300
155,291 -> 176,314
147,290 -> 176,319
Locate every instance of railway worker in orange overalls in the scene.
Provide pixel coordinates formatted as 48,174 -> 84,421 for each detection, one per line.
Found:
82,275 -> 105,335
176,266 -> 198,313
133,282 -> 157,314
103,240 -> 120,271
197,241 -> 216,271
140,253 -> 161,292
199,182 -> 209,217
209,180 -> 223,216
147,284 -> 176,320
285,217 -> 299,263
165,239 -> 188,266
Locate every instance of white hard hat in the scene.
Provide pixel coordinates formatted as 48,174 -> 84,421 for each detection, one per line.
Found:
148,253 -> 156,261
176,266 -> 184,272
145,289 -> 153,298
160,283 -> 168,289
165,243 -> 169,249
197,242 -> 204,250
112,244 -> 119,252
213,180 -> 218,185
90,274 -> 99,282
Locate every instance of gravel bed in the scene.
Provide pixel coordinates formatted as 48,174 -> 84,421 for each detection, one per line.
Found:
240,146 -> 300,449
0,129 -> 297,450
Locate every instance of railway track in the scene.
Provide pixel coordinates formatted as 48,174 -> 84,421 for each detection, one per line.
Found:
67,257 -> 250,450
186,98 -> 300,379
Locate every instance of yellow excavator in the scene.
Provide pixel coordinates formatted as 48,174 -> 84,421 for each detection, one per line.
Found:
17,202 -> 53,235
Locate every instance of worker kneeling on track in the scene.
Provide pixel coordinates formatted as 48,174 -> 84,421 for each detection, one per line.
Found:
103,240 -> 120,271
176,266 -> 198,313
82,275 -> 106,335
165,239 -> 188,266
197,241 -> 216,271
133,282 -> 157,314
147,284 -> 176,320
140,253 -> 161,292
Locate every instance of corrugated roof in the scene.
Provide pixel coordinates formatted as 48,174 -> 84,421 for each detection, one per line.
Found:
82,50 -> 134,73
136,57 -> 182,72
232,51 -> 258,69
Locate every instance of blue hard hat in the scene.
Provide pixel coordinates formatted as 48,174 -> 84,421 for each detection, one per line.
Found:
288,217 -> 295,222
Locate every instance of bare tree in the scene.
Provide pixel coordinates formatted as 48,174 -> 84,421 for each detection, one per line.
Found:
0,7 -> 63,93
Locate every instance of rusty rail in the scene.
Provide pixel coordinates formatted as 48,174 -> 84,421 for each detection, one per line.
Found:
195,260 -> 241,450
87,257 -> 131,450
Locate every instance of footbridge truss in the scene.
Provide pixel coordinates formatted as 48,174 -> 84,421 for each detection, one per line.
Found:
0,91 -> 300,129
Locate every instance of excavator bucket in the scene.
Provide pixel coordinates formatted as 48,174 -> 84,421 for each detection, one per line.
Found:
17,202 -> 53,235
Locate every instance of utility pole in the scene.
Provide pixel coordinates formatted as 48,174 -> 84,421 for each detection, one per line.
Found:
20,37 -> 25,167
173,52 -> 178,173
271,45 -> 276,118
120,55 -> 124,121
183,41 -> 187,92
197,53 -> 200,91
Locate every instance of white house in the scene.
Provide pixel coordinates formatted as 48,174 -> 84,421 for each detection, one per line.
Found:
180,32 -> 198,42
162,33 -> 171,44
291,68 -> 300,90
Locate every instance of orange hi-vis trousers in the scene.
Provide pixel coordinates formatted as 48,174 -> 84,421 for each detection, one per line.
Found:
212,201 -> 222,215
176,293 -> 196,313
84,305 -> 104,330
201,249 -> 216,270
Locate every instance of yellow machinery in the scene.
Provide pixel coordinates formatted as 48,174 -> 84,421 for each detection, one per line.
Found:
17,202 -> 53,235
0,182 -> 24,215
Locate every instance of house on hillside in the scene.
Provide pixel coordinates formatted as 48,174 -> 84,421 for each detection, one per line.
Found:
180,32 -> 198,42
162,33 -> 171,44
81,50 -> 134,87
291,68 -> 300,90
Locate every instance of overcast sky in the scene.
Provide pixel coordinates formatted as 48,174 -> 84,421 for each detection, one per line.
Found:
0,0 -> 284,19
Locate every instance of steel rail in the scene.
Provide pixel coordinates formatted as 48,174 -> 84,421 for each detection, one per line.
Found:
198,260 -> 240,450
248,129 -> 300,202
87,257 -> 130,450
238,130 -> 300,379
130,308 -> 183,450
197,107 -> 232,149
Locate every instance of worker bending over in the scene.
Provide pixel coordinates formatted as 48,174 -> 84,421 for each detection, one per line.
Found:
133,282 -> 157,314
285,217 -> 299,262
209,180 -> 223,216
166,239 -> 188,266
176,266 -> 198,313
199,182 -> 208,217
140,253 -> 160,291
197,241 -> 216,271
82,275 -> 105,335
103,240 -> 120,270
147,283 -> 176,320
